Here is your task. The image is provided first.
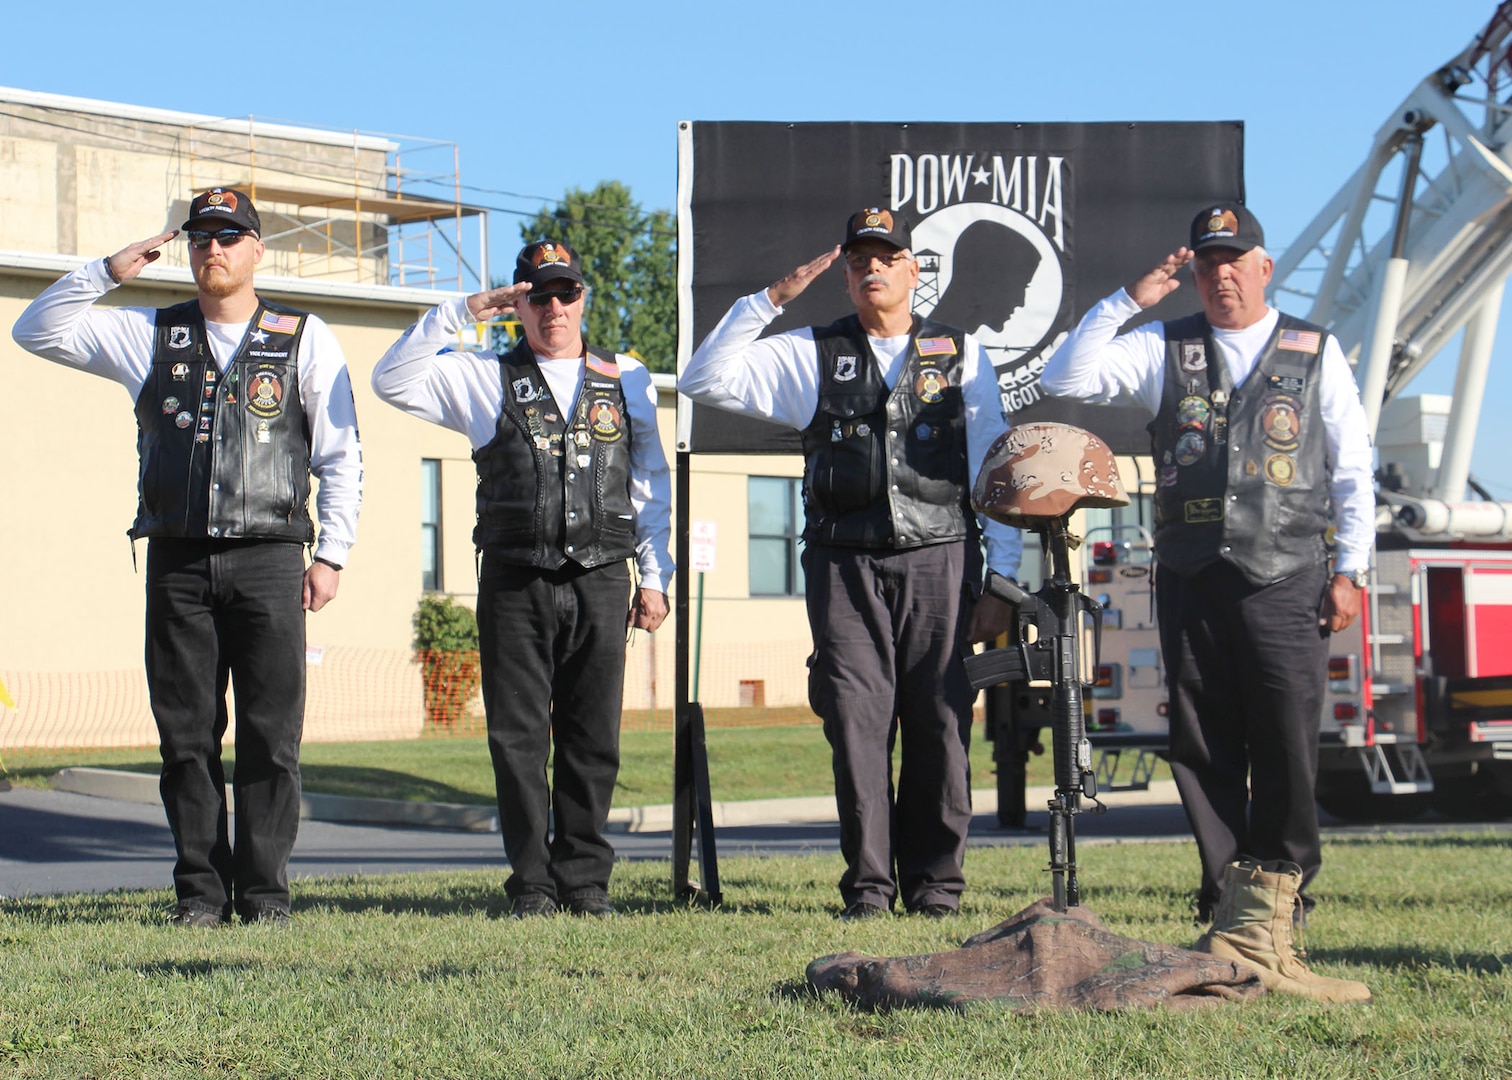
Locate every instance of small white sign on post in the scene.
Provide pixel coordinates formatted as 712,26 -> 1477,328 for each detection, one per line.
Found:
690,520 -> 718,573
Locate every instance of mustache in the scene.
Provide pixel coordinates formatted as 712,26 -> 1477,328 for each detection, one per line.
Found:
861,273 -> 887,287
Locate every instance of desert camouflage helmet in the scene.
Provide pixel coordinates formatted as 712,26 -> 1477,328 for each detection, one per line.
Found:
973,422 -> 1129,525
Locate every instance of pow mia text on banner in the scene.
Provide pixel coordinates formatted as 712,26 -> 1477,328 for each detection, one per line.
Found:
677,121 -> 1243,456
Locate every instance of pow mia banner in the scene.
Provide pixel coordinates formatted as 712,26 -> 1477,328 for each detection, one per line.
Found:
675,121 -> 1244,455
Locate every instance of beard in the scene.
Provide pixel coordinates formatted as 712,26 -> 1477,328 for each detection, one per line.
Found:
194,261 -> 252,299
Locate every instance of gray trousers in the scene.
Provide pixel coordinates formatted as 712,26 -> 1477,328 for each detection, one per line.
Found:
804,541 -> 976,911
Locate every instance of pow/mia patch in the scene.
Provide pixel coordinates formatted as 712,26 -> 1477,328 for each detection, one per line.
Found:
1174,430 -> 1206,466
512,377 -> 539,403
1176,395 -> 1211,430
1181,341 -> 1207,373
1268,374 -> 1305,394
1184,498 -> 1224,524
1261,394 -> 1302,451
834,355 -> 858,382
915,369 -> 949,404
247,370 -> 284,419
172,362 -> 190,381
256,420 -> 272,445
168,326 -> 192,350
1265,453 -> 1297,486
589,399 -> 623,441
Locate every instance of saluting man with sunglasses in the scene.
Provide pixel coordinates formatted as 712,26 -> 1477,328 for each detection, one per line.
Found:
12,187 -> 363,927
681,208 -> 1022,921
372,239 -> 672,919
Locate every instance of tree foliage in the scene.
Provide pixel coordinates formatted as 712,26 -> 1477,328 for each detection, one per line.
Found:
516,181 -> 677,373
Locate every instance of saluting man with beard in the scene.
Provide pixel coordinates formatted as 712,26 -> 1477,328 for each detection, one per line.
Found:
13,187 -> 363,927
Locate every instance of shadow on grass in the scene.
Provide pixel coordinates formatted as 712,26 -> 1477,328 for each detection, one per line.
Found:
3,756 -> 490,807
293,878 -> 511,919
135,959 -> 253,979
294,764 -> 488,805
1324,944 -> 1509,975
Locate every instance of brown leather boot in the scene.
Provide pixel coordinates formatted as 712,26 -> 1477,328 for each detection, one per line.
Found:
1194,860 -> 1372,1004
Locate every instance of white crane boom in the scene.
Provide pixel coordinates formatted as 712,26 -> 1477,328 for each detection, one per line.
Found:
1271,3 -> 1512,535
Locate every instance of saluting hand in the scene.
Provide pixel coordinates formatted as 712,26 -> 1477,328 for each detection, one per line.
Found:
1126,247 -> 1193,309
465,282 -> 534,321
766,247 -> 841,307
105,230 -> 179,285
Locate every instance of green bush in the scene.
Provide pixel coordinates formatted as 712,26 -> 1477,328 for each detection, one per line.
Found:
413,594 -> 482,728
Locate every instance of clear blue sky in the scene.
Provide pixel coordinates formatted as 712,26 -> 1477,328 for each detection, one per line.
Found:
5,0 -> 1509,495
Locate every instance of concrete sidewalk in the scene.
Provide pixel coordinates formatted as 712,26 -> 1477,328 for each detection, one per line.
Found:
49,766 -> 1181,835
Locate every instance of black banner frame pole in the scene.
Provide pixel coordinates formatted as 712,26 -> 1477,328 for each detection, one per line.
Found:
670,449 -> 722,904
671,449 -> 694,897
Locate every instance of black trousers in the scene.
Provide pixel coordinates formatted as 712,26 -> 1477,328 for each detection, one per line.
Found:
1158,559 -> 1329,918
477,557 -> 629,901
804,542 -> 975,912
145,538 -> 307,919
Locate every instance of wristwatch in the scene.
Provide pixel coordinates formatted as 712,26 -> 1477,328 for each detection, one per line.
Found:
1345,568 -> 1368,589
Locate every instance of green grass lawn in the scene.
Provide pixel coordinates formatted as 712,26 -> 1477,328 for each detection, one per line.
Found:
1,835 -> 1507,1078
5,722 -> 1161,807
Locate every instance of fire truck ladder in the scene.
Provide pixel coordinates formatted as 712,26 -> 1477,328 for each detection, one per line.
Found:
1271,0 -> 1512,538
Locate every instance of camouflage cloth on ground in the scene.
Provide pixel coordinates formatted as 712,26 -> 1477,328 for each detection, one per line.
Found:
806,898 -> 1265,1012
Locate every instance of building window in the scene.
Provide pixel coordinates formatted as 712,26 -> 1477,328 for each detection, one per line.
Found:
748,476 -> 804,597
421,459 -> 442,591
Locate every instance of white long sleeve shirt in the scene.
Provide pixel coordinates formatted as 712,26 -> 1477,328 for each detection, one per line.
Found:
371,295 -> 674,593
681,289 -> 1023,578
11,259 -> 363,567
1039,288 -> 1375,575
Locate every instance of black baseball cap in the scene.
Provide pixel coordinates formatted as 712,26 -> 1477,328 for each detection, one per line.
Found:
841,207 -> 911,251
514,240 -> 585,287
1190,203 -> 1263,253
181,188 -> 261,234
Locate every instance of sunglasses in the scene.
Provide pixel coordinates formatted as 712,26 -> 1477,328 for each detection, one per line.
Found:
526,285 -> 585,307
186,228 -> 255,250
844,250 -> 912,270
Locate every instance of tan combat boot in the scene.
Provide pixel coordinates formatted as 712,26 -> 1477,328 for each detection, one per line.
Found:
1194,860 -> 1372,1004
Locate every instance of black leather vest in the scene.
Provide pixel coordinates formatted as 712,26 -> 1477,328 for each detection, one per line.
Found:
1149,311 -> 1331,586
799,314 -> 974,550
472,339 -> 636,569
131,298 -> 312,542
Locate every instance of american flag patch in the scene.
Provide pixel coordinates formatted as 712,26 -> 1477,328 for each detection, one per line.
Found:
1277,329 -> 1321,354
586,355 -> 620,378
258,311 -> 301,335
916,337 -> 956,357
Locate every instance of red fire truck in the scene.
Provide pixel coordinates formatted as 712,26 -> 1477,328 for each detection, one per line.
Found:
990,529 -> 1512,825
